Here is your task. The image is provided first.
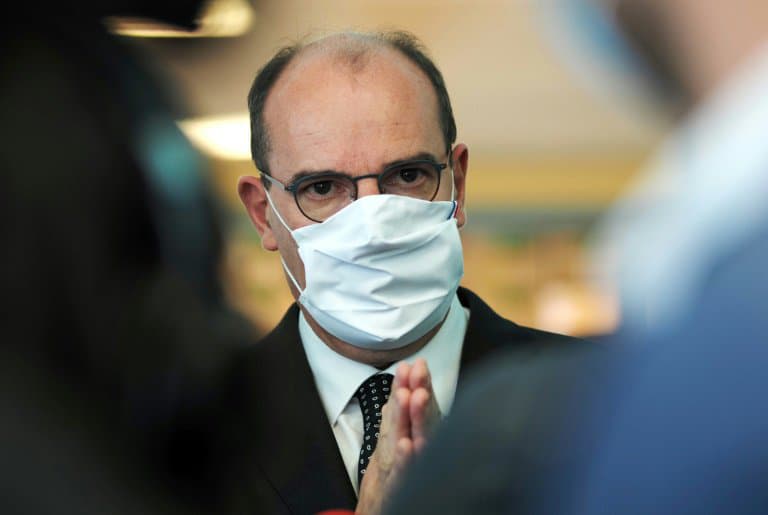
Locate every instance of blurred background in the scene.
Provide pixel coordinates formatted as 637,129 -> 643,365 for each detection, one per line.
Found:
117,0 -> 670,338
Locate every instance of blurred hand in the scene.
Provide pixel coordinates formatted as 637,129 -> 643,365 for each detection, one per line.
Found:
407,359 -> 441,453
355,359 -> 441,515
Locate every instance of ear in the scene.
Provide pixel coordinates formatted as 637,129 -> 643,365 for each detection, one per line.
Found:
450,143 -> 469,228
237,175 -> 278,251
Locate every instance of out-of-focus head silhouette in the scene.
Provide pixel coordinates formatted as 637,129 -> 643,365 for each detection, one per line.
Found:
535,0 -> 692,123
2,11 -> 230,390
1,6 -> 253,513
541,0 -> 768,118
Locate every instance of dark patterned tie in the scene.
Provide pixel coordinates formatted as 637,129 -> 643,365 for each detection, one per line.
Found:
353,372 -> 394,489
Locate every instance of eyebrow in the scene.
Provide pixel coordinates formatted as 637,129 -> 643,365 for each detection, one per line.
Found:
285,151 -> 443,185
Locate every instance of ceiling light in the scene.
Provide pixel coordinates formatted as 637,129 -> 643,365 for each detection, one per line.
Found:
106,0 -> 255,38
177,112 -> 251,161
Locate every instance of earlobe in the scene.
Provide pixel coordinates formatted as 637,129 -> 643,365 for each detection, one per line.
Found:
237,175 -> 278,251
450,144 -> 469,228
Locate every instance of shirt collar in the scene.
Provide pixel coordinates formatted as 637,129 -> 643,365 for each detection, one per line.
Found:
300,293 -> 469,425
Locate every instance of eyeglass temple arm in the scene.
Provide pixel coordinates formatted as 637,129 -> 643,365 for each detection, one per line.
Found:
260,173 -> 291,192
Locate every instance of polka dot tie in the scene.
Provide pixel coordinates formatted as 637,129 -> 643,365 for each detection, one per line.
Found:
353,372 -> 394,489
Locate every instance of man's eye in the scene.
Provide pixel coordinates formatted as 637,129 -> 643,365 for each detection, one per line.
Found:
297,177 -> 351,200
310,181 -> 333,195
398,168 -> 422,183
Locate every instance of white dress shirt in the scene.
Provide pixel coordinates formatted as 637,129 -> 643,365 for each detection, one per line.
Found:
299,293 -> 469,494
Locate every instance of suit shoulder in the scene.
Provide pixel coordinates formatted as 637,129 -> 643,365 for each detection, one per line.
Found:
509,322 -> 588,345
459,286 -> 587,346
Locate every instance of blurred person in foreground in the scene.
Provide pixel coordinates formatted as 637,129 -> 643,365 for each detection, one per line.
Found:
381,0 -> 768,514
233,30 -> 584,514
1,8 -> 256,514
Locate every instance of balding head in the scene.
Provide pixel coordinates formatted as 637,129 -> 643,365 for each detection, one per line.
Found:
247,30 -> 456,174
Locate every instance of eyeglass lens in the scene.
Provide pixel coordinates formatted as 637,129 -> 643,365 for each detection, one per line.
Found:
293,161 -> 442,221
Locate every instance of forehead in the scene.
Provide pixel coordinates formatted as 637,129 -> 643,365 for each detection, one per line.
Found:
262,45 -> 444,175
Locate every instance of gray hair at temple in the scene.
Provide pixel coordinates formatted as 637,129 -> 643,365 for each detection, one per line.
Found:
246,30 -> 457,174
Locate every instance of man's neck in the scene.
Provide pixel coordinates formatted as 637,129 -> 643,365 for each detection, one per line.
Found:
300,307 -> 446,367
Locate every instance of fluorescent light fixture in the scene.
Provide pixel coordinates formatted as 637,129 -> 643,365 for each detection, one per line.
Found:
177,112 -> 251,161
106,0 -> 254,38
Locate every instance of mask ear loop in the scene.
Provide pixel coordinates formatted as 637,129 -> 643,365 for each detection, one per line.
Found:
263,185 -> 306,294
280,255 -> 305,295
263,182 -> 293,233
447,165 -> 459,220
450,166 -> 455,202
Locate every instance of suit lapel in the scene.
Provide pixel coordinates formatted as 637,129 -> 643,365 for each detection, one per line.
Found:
456,286 -> 510,380
456,286 -> 581,388
240,289 -> 573,513
247,304 -> 357,513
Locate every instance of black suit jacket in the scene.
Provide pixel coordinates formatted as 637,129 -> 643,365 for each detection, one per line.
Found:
221,287 -> 580,514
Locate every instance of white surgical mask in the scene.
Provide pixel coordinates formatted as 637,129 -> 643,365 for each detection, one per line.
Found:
265,190 -> 464,350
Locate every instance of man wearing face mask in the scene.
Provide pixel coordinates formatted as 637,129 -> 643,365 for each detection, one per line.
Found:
382,1 -> 768,514
233,30 -> 582,514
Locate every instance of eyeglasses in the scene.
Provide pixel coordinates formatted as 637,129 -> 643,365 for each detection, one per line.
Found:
261,159 -> 448,222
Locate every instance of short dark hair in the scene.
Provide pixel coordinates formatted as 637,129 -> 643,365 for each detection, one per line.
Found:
247,30 -> 457,174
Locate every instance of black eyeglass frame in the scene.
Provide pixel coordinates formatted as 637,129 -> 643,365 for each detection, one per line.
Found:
261,159 -> 449,222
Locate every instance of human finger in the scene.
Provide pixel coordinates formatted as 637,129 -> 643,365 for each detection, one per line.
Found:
410,385 -> 441,454
394,362 -> 411,390
407,358 -> 430,391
